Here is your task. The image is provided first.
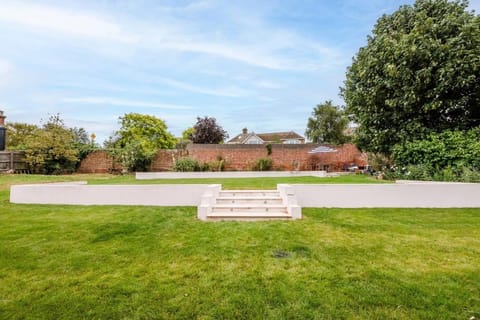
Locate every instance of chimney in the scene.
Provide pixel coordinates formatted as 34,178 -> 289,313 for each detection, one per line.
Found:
242,127 -> 248,135
0,111 -> 5,151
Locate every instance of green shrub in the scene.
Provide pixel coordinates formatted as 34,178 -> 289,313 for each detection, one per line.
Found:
392,128 -> 480,170
391,127 -> 480,182
173,158 -> 200,172
255,158 -> 273,171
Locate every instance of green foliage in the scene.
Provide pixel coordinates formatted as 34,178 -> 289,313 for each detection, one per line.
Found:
5,122 -> 38,150
173,158 -> 200,172
392,127 -> 480,170
305,100 -> 349,144
23,115 -> 79,174
255,158 -> 273,171
182,127 -> 195,140
343,0 -> 480,154
191,116 -> 228,144
390,164 -> 480,182
173,157 -> 226,172
266,143 -> 272,155
367,152 -> 394,173
110,113 -> 176,172
70,127 -> 98,161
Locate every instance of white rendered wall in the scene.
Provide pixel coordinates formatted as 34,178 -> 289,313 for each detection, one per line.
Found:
10,183 -> 219,206
10,182 -> 480,208
291,183 -> 480,208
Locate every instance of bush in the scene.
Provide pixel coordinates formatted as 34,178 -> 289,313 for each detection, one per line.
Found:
391,164 -> 480,183
392,128 -> 480,170
255,158 -> 273,171
390,127 -> 480,182
173,158 -> 200,172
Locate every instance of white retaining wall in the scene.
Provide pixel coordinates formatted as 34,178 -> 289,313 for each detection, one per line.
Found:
9,182 -> 480,208
10,183 -> 219,206
291,183 -> 480,208
136,171 -> 327,179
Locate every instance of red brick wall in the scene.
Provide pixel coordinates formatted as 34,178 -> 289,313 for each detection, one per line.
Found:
183,143 -> 367,171
77,151 -> 123,173
149,149 -> 188,171
78,144 -> 367,172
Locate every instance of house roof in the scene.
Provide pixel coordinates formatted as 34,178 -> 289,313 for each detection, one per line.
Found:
256,131 -> 304,142
227,132 -> 258,144
227,130 -> 304,144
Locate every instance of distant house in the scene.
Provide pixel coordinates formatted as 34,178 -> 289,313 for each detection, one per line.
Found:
227,128 -> 305,144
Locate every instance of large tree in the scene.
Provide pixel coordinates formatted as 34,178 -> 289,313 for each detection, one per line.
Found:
305,100 -> 348,144
342,0 -> 480,154
108,113 -> 176,171
191,116 -> 228,144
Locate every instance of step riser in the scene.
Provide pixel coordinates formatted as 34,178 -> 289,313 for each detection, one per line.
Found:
219,192 -> 279,197
216,199 -> 283,205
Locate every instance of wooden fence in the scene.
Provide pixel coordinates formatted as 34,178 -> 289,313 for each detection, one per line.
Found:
0,151 -> 28,173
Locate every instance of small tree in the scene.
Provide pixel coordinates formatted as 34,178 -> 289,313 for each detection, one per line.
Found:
305,101 -> 348,144
24,114 -> 79,174
182,127 -> 195,140
110,113 -> 176,172
191,116 -> 228,144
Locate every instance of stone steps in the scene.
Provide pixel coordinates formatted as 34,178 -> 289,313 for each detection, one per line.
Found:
218,190 -> 280,197
215,197 -> 284,205
197,185 -> 302,221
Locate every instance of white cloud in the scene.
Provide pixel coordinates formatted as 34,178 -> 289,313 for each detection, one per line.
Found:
63,97 -> 193,110
0,2 -> 138,43
0,2 -> 341,71
158,77 -> 250,98
159,40 -> 292,70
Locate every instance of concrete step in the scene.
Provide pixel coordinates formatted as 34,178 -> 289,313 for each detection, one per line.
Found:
219,190 -> 280,198
198,187 -> 301,221
212,204 -> 288,213
216,197 -> 284,205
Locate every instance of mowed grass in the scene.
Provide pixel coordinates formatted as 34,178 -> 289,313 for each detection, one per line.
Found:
0,172 -> 387,190
1,174 -> 479,319
90,173 -> 388,189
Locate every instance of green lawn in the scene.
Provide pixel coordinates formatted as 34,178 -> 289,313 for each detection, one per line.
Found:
0,172 -> 387,190
1,174 -> 479,319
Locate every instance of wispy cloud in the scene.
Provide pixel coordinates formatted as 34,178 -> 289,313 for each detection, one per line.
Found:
0,2 -> 340,71
63,97 -> 193,110
158,77 -> 250,98
0,2 -> 138,43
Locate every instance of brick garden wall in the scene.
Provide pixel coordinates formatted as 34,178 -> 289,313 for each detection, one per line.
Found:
180,143 -> 367,171
77,151 -> 122,173
79,144 -> 367,173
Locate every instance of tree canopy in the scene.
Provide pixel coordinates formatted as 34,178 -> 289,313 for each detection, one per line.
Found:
109,113 -> 176,171
342,0 -> 480,154
6,122 -> 38,150
23,114 -> 80,174
305,100 -> 348,144
191,116 -> 228,144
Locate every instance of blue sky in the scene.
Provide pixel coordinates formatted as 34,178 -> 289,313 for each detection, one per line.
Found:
1,0 -> 479,143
